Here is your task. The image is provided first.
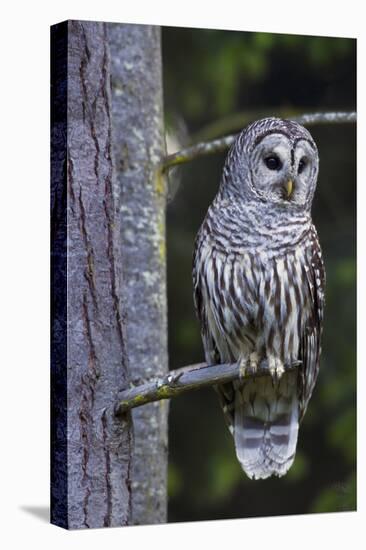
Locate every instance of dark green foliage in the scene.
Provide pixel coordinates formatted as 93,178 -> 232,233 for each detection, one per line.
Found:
163,28 -> 355,127
163,28 -> 356,521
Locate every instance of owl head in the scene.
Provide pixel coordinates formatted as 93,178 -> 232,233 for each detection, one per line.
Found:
221,117 -> 319,210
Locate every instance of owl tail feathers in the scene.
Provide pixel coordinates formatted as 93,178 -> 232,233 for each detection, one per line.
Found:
233,385 -> 299,480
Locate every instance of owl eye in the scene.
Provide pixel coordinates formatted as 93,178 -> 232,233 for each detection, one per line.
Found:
298,158 -> 307,174
264,155 -> 282,171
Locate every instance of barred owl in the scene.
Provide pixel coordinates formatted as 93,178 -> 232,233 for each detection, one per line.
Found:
193,118 -> 325,479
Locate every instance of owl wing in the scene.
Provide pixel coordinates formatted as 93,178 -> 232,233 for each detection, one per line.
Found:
298,225 -> 326,419
192,233 -> 239,431
192,269 -> 220,364
192,234 -> 220,365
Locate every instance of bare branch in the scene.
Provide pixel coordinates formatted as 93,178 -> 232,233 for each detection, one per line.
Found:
162,111 -> 356,171
114,360 -> 301,415
293,111 -> 357,126
191,109 -> 356,143
162,135 -> 236,171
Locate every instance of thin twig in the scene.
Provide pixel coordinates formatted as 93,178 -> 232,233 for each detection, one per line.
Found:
114,360 -> 301,415
162,111 -> 356,171
191,108 -> 356,143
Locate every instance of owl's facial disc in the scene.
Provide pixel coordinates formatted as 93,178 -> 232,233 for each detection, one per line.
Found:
249,133 -> 317,206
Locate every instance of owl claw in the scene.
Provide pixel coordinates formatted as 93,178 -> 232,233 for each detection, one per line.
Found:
238,352 -> 261,380
275,362 -> 285,379
249,352 -> 260,375
238,357 -> 249,380
267,355 -> 285,384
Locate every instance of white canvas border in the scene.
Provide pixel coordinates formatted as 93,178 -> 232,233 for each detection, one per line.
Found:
0,1 -> 362,548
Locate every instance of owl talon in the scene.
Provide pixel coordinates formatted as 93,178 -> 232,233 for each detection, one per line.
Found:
249,351 -> 260,375
237,353 -> 261,380
238,357 -> 249,380
267,355 -> 285,384
275,362 -> 285,380
268,355 -> 276,379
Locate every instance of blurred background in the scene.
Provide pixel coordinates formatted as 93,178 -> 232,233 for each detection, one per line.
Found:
161,28 -> 356,522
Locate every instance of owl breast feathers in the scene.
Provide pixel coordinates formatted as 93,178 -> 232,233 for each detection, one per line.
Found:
193,117 -> 325,479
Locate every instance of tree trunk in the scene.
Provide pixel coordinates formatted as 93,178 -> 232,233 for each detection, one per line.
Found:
51,20 -> 133,529
51,20 -> 168,529
107,23 -> 169,525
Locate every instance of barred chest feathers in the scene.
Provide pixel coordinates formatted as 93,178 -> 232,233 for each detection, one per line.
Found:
198,229 -> 309,365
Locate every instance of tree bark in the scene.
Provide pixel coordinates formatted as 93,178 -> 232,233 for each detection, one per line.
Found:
107,23 -> 169,525
51,20 -> 132,529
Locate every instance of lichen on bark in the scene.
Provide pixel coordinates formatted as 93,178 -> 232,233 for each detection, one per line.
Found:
107,23 -> 169,525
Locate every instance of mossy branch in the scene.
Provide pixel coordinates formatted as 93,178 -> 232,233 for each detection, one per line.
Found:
162,111 -> 356,171
114,360 -> 301,415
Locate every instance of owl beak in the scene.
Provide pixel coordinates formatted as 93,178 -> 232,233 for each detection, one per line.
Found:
285,179 -> 294,197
